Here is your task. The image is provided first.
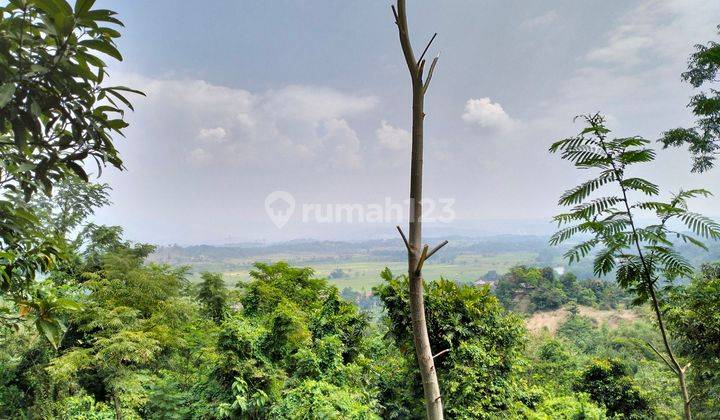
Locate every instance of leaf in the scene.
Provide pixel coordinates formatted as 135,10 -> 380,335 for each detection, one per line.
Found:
678,212 -> 720,239
0,83 -> 17,108
66,161 -> 89,181
85,8 -> 123,26
31,0 -> 69,15
620,178 -> 659,196
79,39 -> 123,61
74,0 -> 95,15
106,85 -> 145,96
593,247 -> 617,276
558,171 -> 616,206
53,298 -> 83,311
36,318 -> 63,350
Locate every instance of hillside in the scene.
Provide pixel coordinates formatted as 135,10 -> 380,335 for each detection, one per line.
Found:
526,305 -> 639,334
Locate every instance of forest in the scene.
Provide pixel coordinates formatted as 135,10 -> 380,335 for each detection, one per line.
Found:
1,1 -> 720,419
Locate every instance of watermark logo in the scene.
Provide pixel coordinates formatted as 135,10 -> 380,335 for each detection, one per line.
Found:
265,191 -> 455,229
265,190 -> 296,229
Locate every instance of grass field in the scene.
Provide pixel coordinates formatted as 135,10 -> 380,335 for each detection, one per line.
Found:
214,251 -> 538,291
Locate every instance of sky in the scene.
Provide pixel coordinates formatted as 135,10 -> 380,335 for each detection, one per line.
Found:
91,0 -> 720,245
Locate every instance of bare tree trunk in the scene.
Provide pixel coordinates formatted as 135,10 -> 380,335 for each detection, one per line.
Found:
391,1 -> 444,418
112,393 -> 123,420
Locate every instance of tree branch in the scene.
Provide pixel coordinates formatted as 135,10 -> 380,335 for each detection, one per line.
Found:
646,340 -> 679,375
423,55 -> 439,93
432,348 -> 450,359
425,240 -> 448,261
414,244 -> 429,275
417,32 -> 437,65
396,225 -> 411,253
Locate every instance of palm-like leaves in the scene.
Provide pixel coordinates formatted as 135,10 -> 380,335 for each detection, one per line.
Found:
550,114 -> 719,294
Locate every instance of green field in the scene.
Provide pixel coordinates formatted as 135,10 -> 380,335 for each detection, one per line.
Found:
214,252 -> 538,291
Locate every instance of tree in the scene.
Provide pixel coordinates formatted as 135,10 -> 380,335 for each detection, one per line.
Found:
549,113 -> 720,419
374,269 -> 526,418
210,262 -> 377,419
660,26 -> 720,172
390,1 -> 447,417
46,233 -> 201,420
575,358 -> 653,418
665,263 -> 720,417
0,0 -> 141,340
198,272 -> 228,325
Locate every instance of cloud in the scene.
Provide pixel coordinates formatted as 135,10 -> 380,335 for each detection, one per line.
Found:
320,119 -> 362,169
585,0 -> 719,67
462,98 -> 516,130
375,120 -> 410,150
541,0 -> 720,128
586,35 -> 654,65
119,75 -> 376,171
262,85 -> 377,122
522,10 -> 559,29
197,127 -> 227,143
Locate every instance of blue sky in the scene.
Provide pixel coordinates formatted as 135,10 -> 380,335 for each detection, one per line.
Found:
92,0 -> 720,244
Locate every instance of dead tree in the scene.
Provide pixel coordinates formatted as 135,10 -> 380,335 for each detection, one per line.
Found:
392,1 -> 447,418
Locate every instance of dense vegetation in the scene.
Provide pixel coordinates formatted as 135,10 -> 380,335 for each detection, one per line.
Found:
495,266 -> 629,312
4,223 -> 720,418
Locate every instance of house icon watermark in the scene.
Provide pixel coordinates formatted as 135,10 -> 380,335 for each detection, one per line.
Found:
264,191 -> 296,228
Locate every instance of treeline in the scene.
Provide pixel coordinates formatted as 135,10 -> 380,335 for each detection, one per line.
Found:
494,266 -> 630,313
0,231 -> 582,418
2,225 -> 720,418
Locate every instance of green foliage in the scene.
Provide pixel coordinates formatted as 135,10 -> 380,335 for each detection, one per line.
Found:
660,26 -> 720,172
514,390 -> 607,419
374,268 -> 527,418
0,0 -> 139,346
26,229 -> 216,419
269,379 -> 380,419
550,114 -> 718,304
0,0 -> 142,198
665,262 -> 720,417
574,358 -> 652,418
494,266 -> 628,313
197,271 -> 228,324
208,262 -> 378,418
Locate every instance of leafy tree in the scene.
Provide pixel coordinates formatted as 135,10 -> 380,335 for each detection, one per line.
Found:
574,359 -> 652,418
494,265 -> 625,313
550,113 -> 720,419
198,272 -> 229,325
0,0 -> 142,196
209,262 -> 378,418
0,0 -> 141,343
44,232 -> 209,420
374,268 -> 527,418
665,262 -> 720,417
660,26 -> 720,172
269,379 -> 380,419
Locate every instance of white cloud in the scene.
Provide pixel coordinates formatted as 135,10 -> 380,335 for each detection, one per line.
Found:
320,119 -> 362,169
120,75 -> 376,171
585,0 -> 719,67
586,35 -> 654,65
462,98 -> 516,130
375,120 -> 409,150
261,85 -> 377,122
544,0 -> 720,127
197,127 -> 227,143
522,10 -> 559,29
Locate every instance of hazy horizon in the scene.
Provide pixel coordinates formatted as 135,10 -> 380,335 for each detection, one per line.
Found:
90,0 -> 720,244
